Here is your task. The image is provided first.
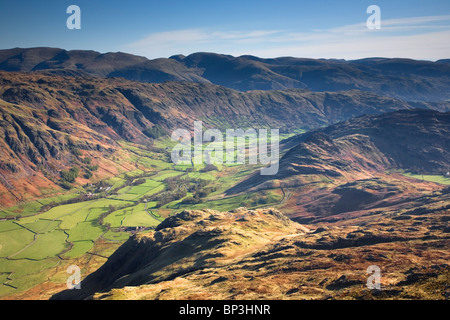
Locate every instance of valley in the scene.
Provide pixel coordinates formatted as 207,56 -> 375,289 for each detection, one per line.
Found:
1,109 -> 449,300
0,49 -> 449,300
0,137 -> 285,299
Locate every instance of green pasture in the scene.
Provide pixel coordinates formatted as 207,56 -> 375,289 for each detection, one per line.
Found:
0,258 -> 59,296
67,222 -> 104,242
0,227 -> 35,258
0,192 -> 80,219
151,170 -> 184,181
21,220 -> 60,234
11,230 -> 68,260
62,241 -> 94,258
104,203 -> 160,228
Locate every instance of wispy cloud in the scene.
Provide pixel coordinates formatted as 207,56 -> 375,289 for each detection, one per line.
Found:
125,29 -> 283,57
123,15 -> 450,60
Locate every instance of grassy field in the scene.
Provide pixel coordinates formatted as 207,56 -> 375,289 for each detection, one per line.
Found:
0,193 -> 80,219
62,241 -> 94,258
122,203 -> 161,227
21,220 -> 61,234
12,231 -> 68,260
0,227 -> 35,258
103,202 -> 161,228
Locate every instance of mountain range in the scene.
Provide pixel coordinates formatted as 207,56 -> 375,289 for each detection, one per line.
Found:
2,47 -> 450,101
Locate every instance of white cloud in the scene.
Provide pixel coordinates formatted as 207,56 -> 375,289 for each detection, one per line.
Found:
123,15 -> 450,60
127,29 -> 211,49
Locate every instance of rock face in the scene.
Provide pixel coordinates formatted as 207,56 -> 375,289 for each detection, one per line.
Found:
51,200 -> 450,300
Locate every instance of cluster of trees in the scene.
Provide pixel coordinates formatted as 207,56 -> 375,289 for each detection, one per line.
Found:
69,146 -> 83,157
180,196 -> 202,205
80,156 -> 91,164
59,139 -> 101,187
66,136 -> 100,181
164,176 -> 214,194
83,163 -> 99,179
59,162 -> 99,188
132,178 -> 147,186
147,176 -> 217,208
59,167 -> 80,189
144,124 -> 167,139
98,204 -> 118,226
180,184 -> 218,205
83,180 -> 113,194
60,167 -> 79,183
164,176 -> 190,192
162,176 -> 217,206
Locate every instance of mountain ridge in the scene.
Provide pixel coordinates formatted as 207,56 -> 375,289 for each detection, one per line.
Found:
1,47 -> 450,101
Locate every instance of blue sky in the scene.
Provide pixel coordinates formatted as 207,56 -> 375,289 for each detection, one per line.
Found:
0,0 -> 449,60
